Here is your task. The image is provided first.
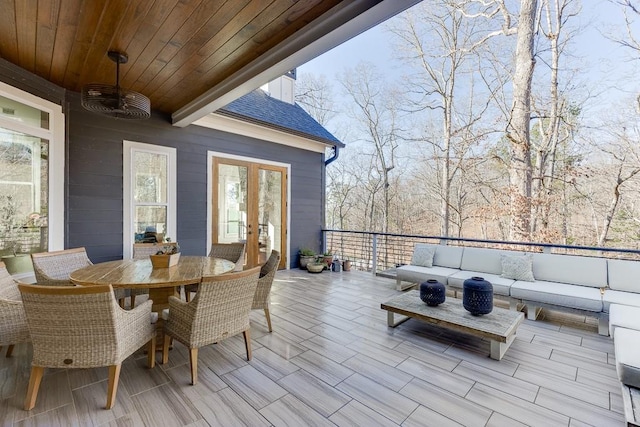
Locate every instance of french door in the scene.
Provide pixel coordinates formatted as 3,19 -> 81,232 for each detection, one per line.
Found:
212,157 -> 287,269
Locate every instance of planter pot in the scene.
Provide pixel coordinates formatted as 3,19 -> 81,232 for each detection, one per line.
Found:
299,255 -> 315,270
463,276 -> 493,315
342,260 -> 351,271
150,252 -> 181,268
419,279 -> 446,306
1,254 -> 33,275
323,256 -> 333,270
307,262 -> 325,273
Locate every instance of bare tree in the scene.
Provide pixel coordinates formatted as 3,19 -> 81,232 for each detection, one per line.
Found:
295,72 -> 337,126
340,63 -> 403,234
505,0 -> 538,241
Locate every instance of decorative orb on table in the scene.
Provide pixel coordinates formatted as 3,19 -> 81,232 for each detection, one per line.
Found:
419,279 -> 446,306
463,276 -> 493,315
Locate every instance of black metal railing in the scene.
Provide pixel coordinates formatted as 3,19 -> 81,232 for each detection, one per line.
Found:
322,229 -> 640,275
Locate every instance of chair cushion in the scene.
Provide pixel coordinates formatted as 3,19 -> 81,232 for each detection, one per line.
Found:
531,253 -> 606,288
501,253 -> 535,281
608,259 -> 640,293
411,244 -> 436,267
609,304 -> 640,336
448,271 -> 514,296
433,245 -> 464,269
510,280 -> 603,312
603,290 -> 640,312
614,328 -> 640,389
459,248 -> 519,276
397,265 -> 459,285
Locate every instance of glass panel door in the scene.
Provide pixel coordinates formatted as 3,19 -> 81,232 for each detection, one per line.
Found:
213,158 -> 286,268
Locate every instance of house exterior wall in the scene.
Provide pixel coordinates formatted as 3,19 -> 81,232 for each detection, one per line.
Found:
0,59 -> 325,268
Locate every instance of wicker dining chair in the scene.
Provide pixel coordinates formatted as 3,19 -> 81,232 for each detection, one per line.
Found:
18,283 -> 156,410
31,247 -> 129,307
184,242 -> 246,302
162,266 -> 260,385
131,242 -> 179,307
252,250 -> 280,332
0,262 -> 29,357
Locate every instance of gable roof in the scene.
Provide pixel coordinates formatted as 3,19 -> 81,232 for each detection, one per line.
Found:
216,89 -> 343,147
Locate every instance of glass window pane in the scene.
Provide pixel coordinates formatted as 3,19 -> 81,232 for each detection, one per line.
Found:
0,127 -> 49,254
258,169 -> 282,261
133,151 -> 167,203
134,206 -> 167,242
0,95 -> 50,130
217,164 -> 247,243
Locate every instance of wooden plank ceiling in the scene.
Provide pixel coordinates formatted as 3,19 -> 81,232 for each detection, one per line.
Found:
0,0 -> 370,121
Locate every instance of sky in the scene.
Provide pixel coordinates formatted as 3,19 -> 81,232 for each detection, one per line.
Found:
297,0 -> 639,123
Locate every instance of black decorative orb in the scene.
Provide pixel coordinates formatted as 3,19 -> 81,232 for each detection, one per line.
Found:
419,279 -> 446,306
463,276 -> 493,315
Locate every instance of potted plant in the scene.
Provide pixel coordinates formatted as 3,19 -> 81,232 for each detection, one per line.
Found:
149,239 -> 181,268
322,251 -> 333,270
306,256 -> 325,273
298,248 -> 316,270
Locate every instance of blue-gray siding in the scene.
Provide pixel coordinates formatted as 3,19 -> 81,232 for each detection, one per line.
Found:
0,59 -> 325,267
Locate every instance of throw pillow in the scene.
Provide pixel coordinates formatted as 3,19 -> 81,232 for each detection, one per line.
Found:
500,253 -> 535,281
412,245 -> 436,267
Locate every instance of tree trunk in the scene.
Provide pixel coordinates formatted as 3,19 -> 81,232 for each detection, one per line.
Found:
506,0 -> 537,241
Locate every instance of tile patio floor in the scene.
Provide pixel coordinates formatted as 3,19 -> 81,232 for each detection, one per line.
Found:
0,269 -> 625,426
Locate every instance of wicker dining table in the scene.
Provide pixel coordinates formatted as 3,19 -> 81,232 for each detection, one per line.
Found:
70,256 -> 235,349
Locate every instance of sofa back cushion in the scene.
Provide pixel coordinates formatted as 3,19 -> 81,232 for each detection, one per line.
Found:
460,247 -> 520,275
608,259 -> 640,293
532,253 -> 607,288
434,245 -> 464,269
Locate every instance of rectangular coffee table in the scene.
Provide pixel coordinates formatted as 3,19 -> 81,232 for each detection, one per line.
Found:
381,291 -> 524,360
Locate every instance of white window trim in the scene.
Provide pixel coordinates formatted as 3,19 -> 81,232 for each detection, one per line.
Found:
207,150 -> 290,268
123,141 -> 176,259
0,81 -> 65,251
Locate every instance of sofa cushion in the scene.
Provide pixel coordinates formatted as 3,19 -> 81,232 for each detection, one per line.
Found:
510,280 -> 603,312
603,290 -> 640,312
531,253 -> 607,288
433,245 -> 464,269
411,244 -> 436,267
608,259 -> 640,293
609,304 -> 640,336
459,247 -> 513,275
448,271 -> 515,296
614,328 -> 640,389
501,253 -> 535,281
396,264 -> 459,285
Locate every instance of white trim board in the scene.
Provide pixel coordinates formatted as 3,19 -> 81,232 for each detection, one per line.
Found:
194,113 -> 329,154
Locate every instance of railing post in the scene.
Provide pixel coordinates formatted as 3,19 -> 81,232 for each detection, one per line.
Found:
372,234 -> 377,275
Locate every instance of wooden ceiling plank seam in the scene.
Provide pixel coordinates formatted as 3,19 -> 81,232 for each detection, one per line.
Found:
156,0 -> 331,111
115,0 -> 180,84
34,0 -> 61,79
62,0 -> 109,88
0,0 -> 19,64
15,0 -> 39,73
138,0 -> 251,96
121,0 -> 204,89
193,0 -> 282,75
48,0 -> 83,86
77,0 -> 133,88
90,0 -> 155,86
131,0 -> 227,91
149,0 -> 272,108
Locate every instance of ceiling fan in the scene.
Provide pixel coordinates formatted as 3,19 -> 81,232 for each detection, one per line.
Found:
81,51 -> 151,120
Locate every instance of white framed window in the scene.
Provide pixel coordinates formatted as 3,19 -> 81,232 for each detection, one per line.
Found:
0,82 -> 65,258
123,141 -> 176,259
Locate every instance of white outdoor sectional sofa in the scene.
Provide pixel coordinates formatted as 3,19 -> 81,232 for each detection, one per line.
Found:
397,242 -> 640,425
396,243 -> 640,336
